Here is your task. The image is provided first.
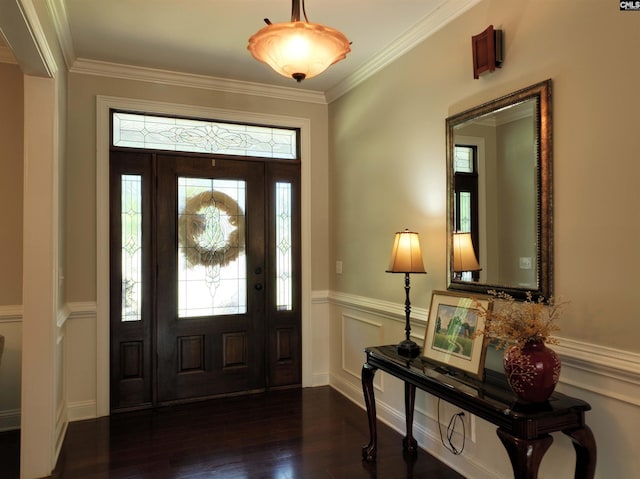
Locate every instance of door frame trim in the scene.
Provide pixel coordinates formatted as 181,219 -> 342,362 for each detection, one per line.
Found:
96,96 -> 312,416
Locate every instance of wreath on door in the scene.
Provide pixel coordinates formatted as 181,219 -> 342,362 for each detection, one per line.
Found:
178,190 -> 244,268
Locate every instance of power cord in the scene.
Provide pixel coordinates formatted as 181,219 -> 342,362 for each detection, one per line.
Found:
436,398 -> 466,455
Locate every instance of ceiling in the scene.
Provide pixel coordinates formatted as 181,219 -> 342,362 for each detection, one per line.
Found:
60,0 -> 478,95
0,1 -> 479,95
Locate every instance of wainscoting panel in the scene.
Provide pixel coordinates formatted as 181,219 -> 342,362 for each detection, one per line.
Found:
329,291 -> 640,479
0,306 -> 22,431
341,313 -> 383,380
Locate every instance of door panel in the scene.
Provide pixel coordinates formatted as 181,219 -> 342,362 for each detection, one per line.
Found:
156,155 -> 266,403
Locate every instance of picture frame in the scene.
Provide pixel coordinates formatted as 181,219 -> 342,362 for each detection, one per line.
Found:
423,290 -> 490,379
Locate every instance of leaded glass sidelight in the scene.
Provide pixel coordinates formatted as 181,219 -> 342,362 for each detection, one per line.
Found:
458,192 -> 472,233
121,175 -> 142,322
275,182 -> 293,311
177,177 -> 247,318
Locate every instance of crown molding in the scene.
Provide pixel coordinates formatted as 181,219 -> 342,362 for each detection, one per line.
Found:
14,0 -> 57,77
326,0 -> 482,102
0,46 -> 17,65
48,0 -> 76,70
70,58 -> 328,105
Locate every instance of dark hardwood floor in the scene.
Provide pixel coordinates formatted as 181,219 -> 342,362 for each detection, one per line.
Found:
3,386 -> 465,479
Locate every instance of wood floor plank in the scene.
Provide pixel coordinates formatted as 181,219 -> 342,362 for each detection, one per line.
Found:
2,387 -> 466,478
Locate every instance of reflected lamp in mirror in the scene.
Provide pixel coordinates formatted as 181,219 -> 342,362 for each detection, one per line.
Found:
386,229 -> 427,358
452,232 -> 481,280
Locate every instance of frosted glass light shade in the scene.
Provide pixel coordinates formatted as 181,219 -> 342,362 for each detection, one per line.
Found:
248,21 -> 350,82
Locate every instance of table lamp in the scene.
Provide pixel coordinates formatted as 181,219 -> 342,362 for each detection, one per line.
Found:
386,229 -> 426,357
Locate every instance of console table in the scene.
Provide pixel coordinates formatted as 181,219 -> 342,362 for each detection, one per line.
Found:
361,345 -> 596,479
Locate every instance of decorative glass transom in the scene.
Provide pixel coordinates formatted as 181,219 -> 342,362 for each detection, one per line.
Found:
454,145 -> 474,173
112,112 -> 298,160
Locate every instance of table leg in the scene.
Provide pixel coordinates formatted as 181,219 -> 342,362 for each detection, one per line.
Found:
403,381 -> 418,454
563,426 -> 597,479
361,363 -> 378,462
497,428 -> 553,479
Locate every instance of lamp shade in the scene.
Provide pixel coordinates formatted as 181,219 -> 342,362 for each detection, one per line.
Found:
386,230 -> 427,274
452,232 -> 481,272
248,20 -> 350,82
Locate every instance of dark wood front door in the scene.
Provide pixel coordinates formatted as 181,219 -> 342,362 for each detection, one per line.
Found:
110,151 -> 301,411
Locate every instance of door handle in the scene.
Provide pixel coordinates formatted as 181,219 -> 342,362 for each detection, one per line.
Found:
255,283 -> 263,291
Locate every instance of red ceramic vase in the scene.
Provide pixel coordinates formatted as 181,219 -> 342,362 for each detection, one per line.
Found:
503,340 -> 561,403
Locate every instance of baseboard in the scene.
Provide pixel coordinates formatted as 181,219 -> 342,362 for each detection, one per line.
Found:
311,372 -> 330,387
66,400 -> 97,422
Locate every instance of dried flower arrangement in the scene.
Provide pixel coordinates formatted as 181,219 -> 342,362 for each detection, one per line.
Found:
473,290 -> 565,350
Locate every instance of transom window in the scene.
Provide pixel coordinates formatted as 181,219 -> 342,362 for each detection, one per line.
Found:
112,111 -> 299,160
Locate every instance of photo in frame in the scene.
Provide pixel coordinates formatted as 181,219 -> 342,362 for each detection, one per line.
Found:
423,290 -> 490,378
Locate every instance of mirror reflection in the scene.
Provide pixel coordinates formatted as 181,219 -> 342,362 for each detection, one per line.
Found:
446,80 -> 553,300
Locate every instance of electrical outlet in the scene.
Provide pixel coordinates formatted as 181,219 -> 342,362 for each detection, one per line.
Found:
335,260 -> 343,274
438,401 -> 476,443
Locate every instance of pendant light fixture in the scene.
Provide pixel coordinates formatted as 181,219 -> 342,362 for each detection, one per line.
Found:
247,0 -> 351,82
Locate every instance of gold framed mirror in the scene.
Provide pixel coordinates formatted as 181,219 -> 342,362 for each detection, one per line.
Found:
446,79 -> 553,300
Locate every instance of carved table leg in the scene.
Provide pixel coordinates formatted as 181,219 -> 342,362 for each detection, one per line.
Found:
403,381 -> 418,454
563,426 -> 597,479
361,363 -> 379,462
497,428 -> 553,479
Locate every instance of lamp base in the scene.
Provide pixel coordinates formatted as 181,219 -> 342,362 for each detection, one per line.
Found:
397,339 -> 421,358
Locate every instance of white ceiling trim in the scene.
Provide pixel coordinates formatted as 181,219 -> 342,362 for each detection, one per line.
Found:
0,0 -> 57,77
48,0 -> 75,70
70,58 -> 328,104
326,0 -> 482,102
0,46 -> 17,65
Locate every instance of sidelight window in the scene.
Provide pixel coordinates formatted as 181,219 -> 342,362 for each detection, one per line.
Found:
275,182 -> 293,311
121,174 -> 143,322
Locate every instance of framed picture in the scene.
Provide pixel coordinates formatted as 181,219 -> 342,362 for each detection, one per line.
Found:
423,290 -> 490,378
